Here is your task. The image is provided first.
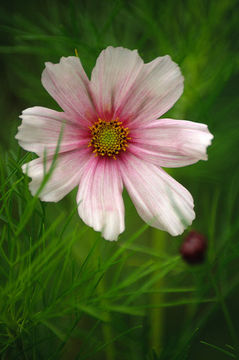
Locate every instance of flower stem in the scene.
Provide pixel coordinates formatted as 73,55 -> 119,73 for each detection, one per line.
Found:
210,271 -> 239,357
98,277 -> 115,360
149,228 -> 166,355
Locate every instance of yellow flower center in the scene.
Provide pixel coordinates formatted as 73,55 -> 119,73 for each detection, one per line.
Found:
88,119 -> 130,159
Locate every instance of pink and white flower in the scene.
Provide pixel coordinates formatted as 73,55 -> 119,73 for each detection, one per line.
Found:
16,46 -> 213,241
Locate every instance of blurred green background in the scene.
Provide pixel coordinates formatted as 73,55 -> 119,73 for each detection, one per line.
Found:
0,0 -> 239,359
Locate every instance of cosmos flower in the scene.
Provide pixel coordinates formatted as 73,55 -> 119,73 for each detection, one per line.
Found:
16,46 -> 213,241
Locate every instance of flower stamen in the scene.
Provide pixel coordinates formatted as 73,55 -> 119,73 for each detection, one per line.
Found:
88,119 -> 130,159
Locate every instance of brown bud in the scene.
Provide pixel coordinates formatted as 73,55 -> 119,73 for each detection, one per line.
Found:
180,230 -> 207,265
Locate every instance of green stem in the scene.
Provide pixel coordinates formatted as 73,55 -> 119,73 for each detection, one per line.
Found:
149,228 -> 166,354
210,271 -> 239,357
15,335 -> 28,360
96,239 -> 115,360
98,278 -> 115,360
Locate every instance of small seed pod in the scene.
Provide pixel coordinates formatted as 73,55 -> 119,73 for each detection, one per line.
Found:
180,230 -> 207,265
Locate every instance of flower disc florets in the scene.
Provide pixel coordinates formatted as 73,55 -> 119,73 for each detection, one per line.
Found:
88,119 -> 130,159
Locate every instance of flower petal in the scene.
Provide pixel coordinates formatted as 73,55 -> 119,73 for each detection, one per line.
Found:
22,149 -> 90,202
41,56 -> 95,126
90,46 -> 144,118
130,119 -> 213,167
77,158 -> 124,241
119,154 -> 195,236
16,107 -> 89,156
120,55 -> 184,127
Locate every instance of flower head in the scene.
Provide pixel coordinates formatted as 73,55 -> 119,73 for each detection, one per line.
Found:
16,46 -> 213,240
